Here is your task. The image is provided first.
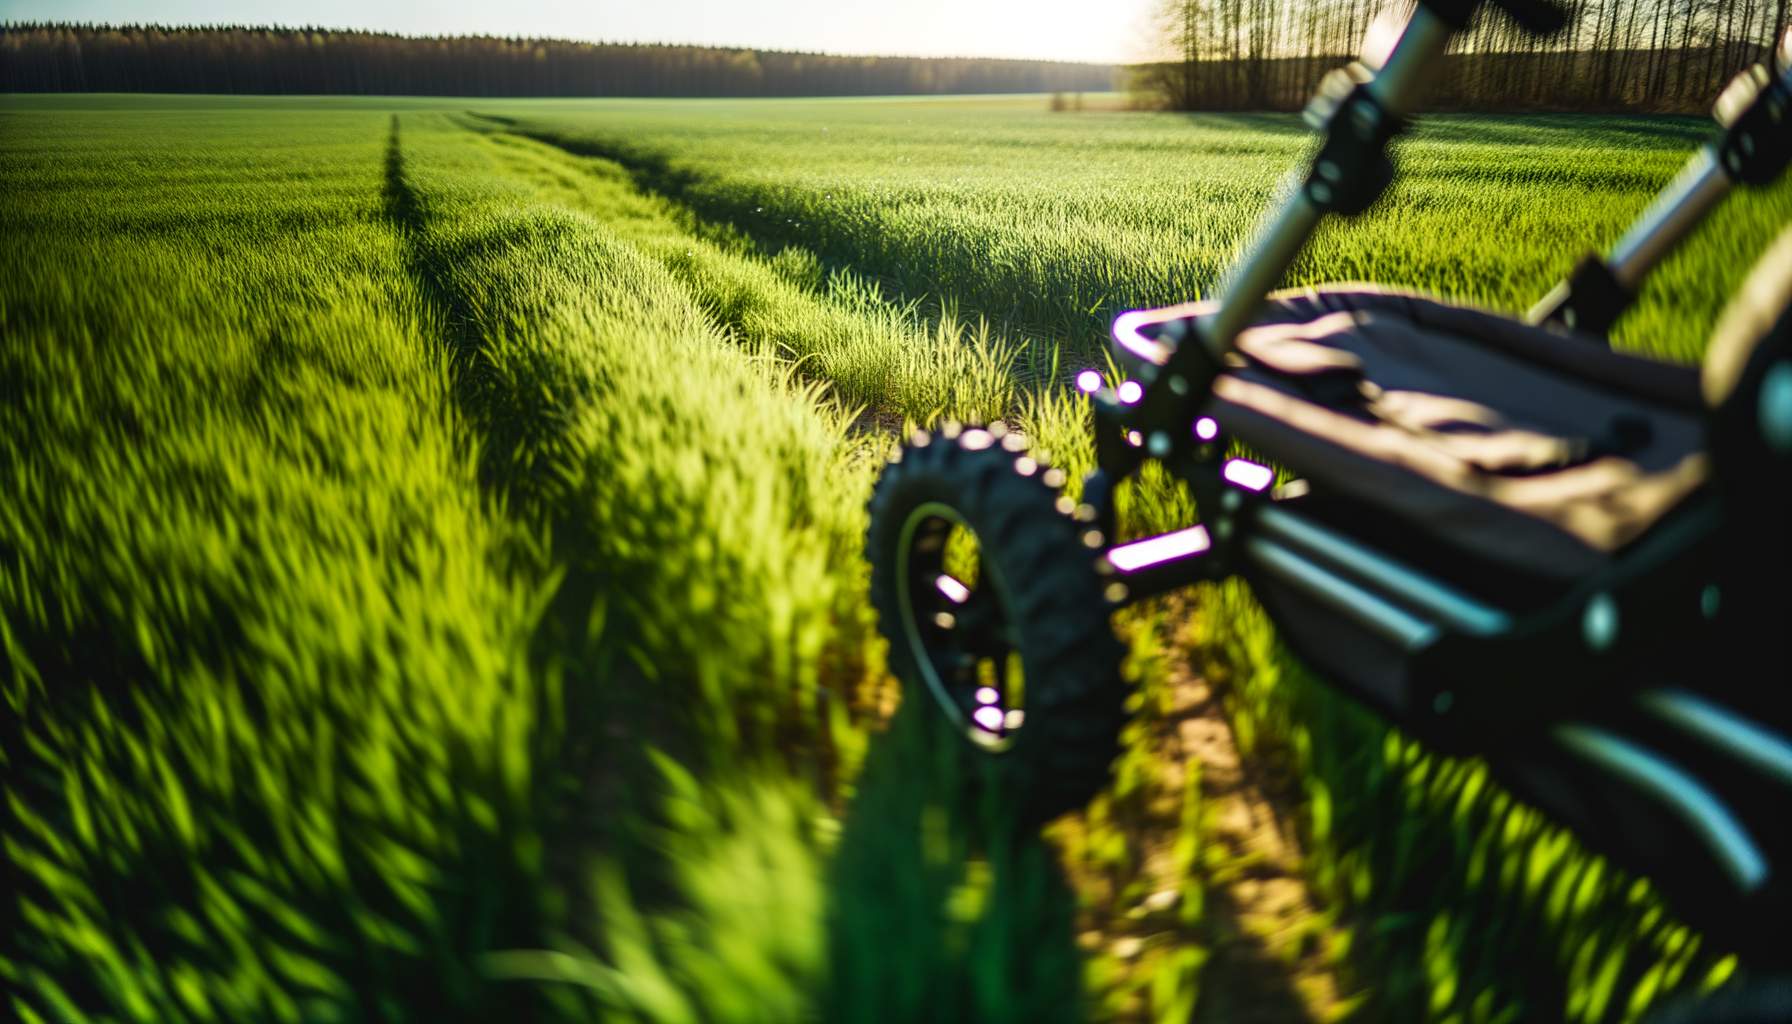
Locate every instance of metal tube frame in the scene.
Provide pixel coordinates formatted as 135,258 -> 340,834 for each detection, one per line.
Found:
1065,5 -> 1792,960
1198,7 -> 1457,359
1085,2 -> 1473,490
1606,146 -> 1732,290
1525,30 -> 1792,335
1093,414 -> 1727,746
1079,0 -> 1746,749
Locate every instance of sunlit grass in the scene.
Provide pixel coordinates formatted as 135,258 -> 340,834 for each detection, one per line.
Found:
487,99 -> 1790,365
4,92 -> 1784,1023
1,107 -> 556,1021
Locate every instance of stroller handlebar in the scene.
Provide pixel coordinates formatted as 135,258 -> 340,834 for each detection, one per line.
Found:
1419,0 -> 1570,36
1527,26 -> 1792,335
1192,5 -> 1459,358
1485,0 -> 1570,36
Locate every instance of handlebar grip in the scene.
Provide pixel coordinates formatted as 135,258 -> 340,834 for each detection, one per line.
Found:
1420,0 -> 1570,36
1493,0 -> 1571,35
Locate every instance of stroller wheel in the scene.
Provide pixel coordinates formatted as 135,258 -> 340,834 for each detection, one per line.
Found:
865,424 -> 1128,827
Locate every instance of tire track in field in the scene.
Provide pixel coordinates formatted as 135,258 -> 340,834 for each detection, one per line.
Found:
448,126 -> 949,449
383,112 -> 1098,1021
1172,631 -> 1347,1022
375,113 -> 699,956
379,114 -> 493,434
461,114 -> 1073,391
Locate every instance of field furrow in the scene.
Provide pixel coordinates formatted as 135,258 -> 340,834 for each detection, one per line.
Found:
485,101 -> 1792,364
456,117 -> 1038,425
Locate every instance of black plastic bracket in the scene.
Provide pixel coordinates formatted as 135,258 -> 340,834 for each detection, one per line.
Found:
1531,252 -> 1635,341
1089,396 -> 1146,484
1302,70 -> 1403,216
1098,314 -> 1231,486
1421,0 -> 1569,35
1716,62 -> 1792,187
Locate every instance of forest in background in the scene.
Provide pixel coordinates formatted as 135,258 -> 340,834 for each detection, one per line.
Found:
1138,0 -> 1792,112
0,25 -> 1115,97
8,5 -> 1789,109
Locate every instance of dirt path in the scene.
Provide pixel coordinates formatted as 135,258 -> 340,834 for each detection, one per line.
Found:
1068,602 -> 1349,1022
1174,633 -> 1348,1023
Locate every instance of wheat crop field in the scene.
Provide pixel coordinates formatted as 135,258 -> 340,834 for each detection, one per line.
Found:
3,92 -> 1788,1024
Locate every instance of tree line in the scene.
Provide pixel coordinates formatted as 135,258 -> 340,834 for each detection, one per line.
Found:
0,24 -> 1115,97
1137,0 -> 1792,112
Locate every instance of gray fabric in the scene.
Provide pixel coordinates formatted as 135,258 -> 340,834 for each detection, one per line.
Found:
1200,286 -> 1708,587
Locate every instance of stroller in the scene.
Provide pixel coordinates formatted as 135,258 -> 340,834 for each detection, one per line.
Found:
864,0 -> 1792,986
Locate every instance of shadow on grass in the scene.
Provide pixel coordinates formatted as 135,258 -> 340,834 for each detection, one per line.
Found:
1179,111 -> 1308,136
1410,112 -> 1709,147
1193,884 -> 1318,1024
828,701 -> 1087,1024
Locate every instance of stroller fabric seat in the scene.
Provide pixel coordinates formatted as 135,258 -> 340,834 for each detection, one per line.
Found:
1139,287 -> 1715,605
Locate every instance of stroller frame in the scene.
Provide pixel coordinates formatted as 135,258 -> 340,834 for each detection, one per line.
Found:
1091,10 -> 1792,751
865,0 -> 1792,973
1084,4 -> 1792,959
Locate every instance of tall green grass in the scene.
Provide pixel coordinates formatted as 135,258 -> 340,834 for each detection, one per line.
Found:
5,91 -> 1786,1023
0,106 -> 558,1021
0,98 -> 1171,1023
388,118 -> 886,997
492,99 -> 1791,362
457,121 -> 1035,422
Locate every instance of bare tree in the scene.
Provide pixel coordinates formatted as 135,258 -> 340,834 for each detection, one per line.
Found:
1132,0 -> 1777,113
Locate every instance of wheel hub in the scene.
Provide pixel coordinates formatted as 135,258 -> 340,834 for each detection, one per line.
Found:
895,502 -> 1027,751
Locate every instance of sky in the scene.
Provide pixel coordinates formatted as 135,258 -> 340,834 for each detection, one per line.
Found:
0,0 -> 1162,64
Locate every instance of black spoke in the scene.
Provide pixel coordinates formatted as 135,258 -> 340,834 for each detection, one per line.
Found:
954,592 -> 1008,655
900,511 -> 1025,743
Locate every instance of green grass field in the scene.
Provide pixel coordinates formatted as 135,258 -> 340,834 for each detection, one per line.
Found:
3,92 -> 1788,1024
